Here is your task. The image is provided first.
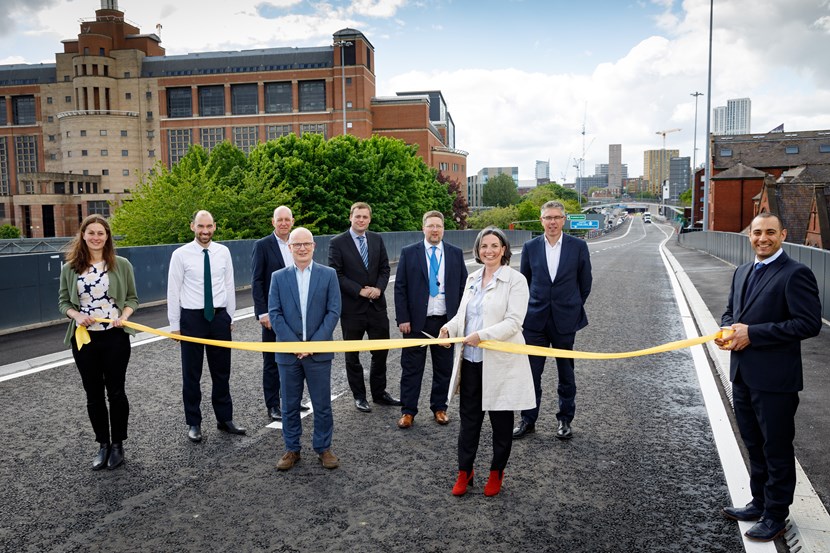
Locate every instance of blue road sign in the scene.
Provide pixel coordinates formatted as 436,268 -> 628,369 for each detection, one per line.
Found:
569,220 -> 600,229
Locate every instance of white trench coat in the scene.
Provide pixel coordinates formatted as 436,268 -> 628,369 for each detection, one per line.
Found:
444,265 -> 536,412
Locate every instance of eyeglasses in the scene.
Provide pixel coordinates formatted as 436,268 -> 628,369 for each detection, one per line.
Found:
290,242 -> 314,249
541,216 -> 566,222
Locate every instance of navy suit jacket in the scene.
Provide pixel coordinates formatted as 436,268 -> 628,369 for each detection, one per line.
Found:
251,233 -> 288,319
394,240 -> 467,334
721,251 -> 821,392
268,263 -> 342,365
328,230 -> 390,316
520,233 -> 592,335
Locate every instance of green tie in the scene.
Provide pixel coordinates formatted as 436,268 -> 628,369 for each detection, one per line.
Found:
203,249 -> 214,321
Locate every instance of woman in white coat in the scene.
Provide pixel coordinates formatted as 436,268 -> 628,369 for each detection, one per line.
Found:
439,227 -> 535,497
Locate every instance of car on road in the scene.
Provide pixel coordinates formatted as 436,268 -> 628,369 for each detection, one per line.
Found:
643,213 -> 652,224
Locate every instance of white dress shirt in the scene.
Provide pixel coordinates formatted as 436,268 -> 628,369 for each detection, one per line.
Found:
545,233 -> 564,283
167,240 -> 236,331
276,233 -> 293,268
425,240 -> 447,316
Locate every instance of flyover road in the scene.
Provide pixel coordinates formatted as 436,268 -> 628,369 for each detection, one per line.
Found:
0,218 -> 820,552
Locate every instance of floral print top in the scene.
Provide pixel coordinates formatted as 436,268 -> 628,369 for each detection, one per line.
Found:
76,262 -> 119,331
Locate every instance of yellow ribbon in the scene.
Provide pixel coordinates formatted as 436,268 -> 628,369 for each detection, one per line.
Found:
75,319 -> 725,360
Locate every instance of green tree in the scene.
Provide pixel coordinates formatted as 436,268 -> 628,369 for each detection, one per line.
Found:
467,205 -> 519,229
482,173 -> 520,207
679,188 -> 692,206
0,224 -> 21,239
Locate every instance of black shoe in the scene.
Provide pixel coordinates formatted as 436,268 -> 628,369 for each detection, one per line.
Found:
268,406 -> 282,421
556,420 -> 573,440
722,502 -> 763,522
107,442 -> 124,470
373,392 -> 402,406
744,517 -> 787,542
92,443 -> 110,470
512,420 -> 535,439
355,398 -> 372,413
217,420 -> 247,435
187,425 -> 202,443
300,401 -> 311,412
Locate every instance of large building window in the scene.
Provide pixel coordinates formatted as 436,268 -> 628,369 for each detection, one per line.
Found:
298,81 -> 325,112
0,98 -> 6,125
300,123 -> 327,139
87,200 -> 110,216
266,125 -> 292,141
0,138 -> 8,196
233,126 -> 258,154
12,95 -> 36,125
166,87 -> 193,118
168,129 -> 192,165
231,84 -> 258,115
265,82 -> 292,113
200,127 -> 225,153
15,135 -> 38,174
199,85 -> 225,116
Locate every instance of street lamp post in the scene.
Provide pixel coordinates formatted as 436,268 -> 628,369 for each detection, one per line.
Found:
690,91 -> 703,226
334,40 -> 353,136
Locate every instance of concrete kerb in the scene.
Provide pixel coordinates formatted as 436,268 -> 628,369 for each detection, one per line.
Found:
662,240 -> 830,553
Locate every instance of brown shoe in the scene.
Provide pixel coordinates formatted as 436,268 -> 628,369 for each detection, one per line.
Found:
434,410 -> 449,425
318,449 -> 339,469
277,451 -> 301,471
397,414 -> 414,429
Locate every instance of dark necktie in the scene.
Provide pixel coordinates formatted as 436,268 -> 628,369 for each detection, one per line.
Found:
203,249 -> 214,321
743,262 -> 767,301
429,246 -> 439,297
357,235 -> 369,269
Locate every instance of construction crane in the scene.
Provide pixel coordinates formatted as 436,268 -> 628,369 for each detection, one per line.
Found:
655,128 -> 681,149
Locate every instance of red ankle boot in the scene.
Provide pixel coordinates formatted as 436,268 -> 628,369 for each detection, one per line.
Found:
452,470 -> 474,496
484,470 -> 504,497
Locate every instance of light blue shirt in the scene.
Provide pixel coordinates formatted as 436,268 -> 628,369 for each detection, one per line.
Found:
462,267 -> 503,363
294,261 -> 313,340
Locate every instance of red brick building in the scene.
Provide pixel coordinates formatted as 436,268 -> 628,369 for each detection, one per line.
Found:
0,1 -> 467,237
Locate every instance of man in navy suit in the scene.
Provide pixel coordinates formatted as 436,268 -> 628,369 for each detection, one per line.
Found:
328,202 -> 401,412
269,227 -> 342,471
716,212 -> 821,542
251,205 -> 297,421
514,200 -> 592,441
394,211 -> 467,429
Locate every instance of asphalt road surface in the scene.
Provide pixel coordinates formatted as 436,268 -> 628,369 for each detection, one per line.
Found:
0,219 -> 798,552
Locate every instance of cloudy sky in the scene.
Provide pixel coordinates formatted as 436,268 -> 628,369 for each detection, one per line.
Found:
2,0 -> 830,181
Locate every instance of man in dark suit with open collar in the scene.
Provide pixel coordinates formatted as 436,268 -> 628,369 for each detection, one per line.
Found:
394,211 -> 467,429
513,200 -> 592,441
716,212 -> 821,542
328,202 -> 401,413
251,205 -> 297,421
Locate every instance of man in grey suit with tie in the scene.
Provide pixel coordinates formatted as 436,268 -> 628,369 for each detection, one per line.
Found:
513,200 -> 592,441
269,227 -> 342,471
251,205 -> 296,421
716,212 -> 821,542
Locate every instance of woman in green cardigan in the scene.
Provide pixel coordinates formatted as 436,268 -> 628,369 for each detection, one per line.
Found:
58,215 -> 138,471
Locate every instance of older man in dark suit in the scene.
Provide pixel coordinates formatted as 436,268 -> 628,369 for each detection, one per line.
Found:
394,211 -> 467,429
269,227 -> 342,471
251,205 -> 296,421
716,212 -> 821,542
513,200 -> 592,441
328,202 -> 401,412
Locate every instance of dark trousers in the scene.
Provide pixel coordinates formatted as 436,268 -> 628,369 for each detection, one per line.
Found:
180,308 -> 233,426
521,324 -> 576,425
261,325 -> 281,409
71,327 -> 131,444
457,360 -> 514,472
341,312 -> 390,400
400,315 -> 453,416
732,371 -> 799,521
279,356 -> 333,454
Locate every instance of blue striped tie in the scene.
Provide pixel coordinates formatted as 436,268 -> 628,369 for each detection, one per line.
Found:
357,235 -> 368,269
